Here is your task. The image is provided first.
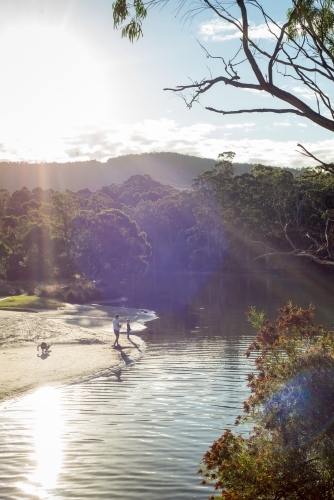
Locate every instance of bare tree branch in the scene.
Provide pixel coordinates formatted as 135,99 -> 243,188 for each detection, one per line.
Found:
164,76 -> 262,93
112,0 -> 334,176
254,248 -> 334,266
325,218 -> 334,258
205,107 -> 306,116
163,0 -> 334,133
297,144 -> 334,174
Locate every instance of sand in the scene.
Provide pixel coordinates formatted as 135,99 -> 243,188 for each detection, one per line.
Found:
0,304 -> 155,404
0,340 -> 144,404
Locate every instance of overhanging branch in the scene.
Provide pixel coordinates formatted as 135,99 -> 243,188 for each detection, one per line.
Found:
163,76 -> 262,93
297,144 -> 334,174
254,249 -> 334,266
164,73 -> 334,132
205,107 -> 306,116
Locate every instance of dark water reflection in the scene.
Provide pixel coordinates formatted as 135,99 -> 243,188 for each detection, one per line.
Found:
128,269 -> 334,327
0,270 -> 334,500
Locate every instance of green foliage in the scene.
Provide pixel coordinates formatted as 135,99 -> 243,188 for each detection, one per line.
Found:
215,152 -> 236,175
199,303 -> 334,499
36,281 -> 106,303
110,0 -> 334,171
1,168 -> 334,282
0,295 -> 63,310
133,188 -> 197,269
287,0 -> 334,55
112,0 -> 334,50
246,306 -> 265,330
112,0 -> 147,41
20,224 -> 54,280
64,289 -> 80,304
72,208 -> 151,280
51,191 -> 79,278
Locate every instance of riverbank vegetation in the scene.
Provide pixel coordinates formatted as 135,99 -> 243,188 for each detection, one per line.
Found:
199,302 -> 334,499
0,159 -> 333,292
0,295 -> 63,311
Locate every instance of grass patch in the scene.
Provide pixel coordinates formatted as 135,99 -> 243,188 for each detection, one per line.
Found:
0,307 -> 39,313
0,295 -> 64,310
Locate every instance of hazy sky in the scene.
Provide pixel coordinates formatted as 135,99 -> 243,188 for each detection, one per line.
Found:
0,0 -> 333,167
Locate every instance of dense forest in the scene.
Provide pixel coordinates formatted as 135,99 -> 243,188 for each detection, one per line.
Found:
0,161 -> 334,289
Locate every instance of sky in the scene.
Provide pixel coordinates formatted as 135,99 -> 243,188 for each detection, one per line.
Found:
0,0 -> 333,168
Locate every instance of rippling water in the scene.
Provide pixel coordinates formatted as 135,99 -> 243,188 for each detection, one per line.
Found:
1,270 -> 334,500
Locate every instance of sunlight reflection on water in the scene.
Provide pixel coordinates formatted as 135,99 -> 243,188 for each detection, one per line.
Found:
1,271 -> 334,499
1,332 -> 253,500
16,388 -> 63,499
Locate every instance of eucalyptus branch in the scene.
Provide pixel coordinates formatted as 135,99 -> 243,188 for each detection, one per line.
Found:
268,20 -> 293,85
113,0 -> 334,175
254,249 -> 334,266
293,0 -> 334,66
297,144 -> 334,174
305,231 -> 324,250
205,106 -> 306,116
325,218 -> 334,258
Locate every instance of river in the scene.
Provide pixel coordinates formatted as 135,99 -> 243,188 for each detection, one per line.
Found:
0,270 -> 333,499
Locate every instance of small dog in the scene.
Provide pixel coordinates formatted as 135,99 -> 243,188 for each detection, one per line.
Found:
37,342 -> 51,354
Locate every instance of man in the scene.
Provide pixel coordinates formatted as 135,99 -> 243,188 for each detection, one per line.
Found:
112,314 -> 122,348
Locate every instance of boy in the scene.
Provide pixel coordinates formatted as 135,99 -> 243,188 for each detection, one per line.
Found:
126,319 -> 131,339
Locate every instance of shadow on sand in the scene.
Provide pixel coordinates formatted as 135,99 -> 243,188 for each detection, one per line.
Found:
37,352 -> 50,360
128,337 -> 142,352
111,337 -> 143,381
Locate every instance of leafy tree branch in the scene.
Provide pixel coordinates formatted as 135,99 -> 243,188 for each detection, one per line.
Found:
112,0 -> 334,172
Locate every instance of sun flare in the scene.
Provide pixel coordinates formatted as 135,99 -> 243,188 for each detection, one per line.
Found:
0,24 -> 112,159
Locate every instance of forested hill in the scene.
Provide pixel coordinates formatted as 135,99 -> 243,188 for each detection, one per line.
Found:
0,152 -> 256,193
1,165 -> 333,284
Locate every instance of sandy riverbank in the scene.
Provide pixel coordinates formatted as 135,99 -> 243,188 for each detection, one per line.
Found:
0,304 -> 156,404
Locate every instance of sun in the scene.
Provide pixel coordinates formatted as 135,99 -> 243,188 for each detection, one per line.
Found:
0,23 -> 112,159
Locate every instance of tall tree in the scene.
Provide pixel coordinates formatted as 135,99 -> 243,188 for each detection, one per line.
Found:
51,192 -> 79,277
112,0 -> 334,173
72,209 -> 151,280
20,224 -> 54,280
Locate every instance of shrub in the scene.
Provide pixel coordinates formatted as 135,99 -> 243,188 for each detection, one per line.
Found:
64,289 -> 78,304
200,303 -> 334,499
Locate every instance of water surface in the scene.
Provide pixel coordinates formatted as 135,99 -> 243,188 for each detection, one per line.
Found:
1,270 -> 334,500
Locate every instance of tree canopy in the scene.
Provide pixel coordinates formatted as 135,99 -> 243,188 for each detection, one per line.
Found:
1,163 -> 334,282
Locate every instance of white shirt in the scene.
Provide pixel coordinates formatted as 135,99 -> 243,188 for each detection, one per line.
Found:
113,318 -> 120,331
